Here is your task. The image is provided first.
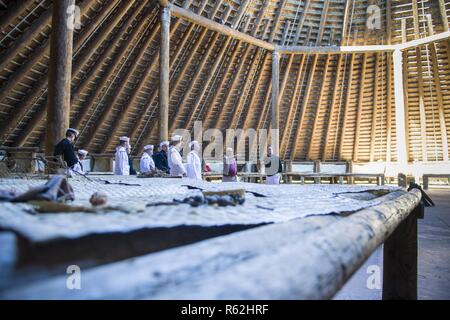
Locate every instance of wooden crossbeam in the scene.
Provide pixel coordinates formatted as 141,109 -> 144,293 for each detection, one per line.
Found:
169,3 -> 274,51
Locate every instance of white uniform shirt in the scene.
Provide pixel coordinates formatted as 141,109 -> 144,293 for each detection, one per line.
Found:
186,150 -> 202,180
168,146 -> 186,177
114,146 -> 130,175
72,161 -> 85,175
140,152 -> 155,174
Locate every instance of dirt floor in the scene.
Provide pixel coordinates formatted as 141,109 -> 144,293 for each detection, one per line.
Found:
335,188 -> 450,300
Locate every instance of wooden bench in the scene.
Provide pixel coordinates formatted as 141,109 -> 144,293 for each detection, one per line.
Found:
423,174 -> 450,190
239,172 -> 266,183
0,188 -> 423,299
398,173 -> 416,188
0,147 -> 40,173
202,161 -> 224,181
282,161 -> 316,183
89,153 -> 114,173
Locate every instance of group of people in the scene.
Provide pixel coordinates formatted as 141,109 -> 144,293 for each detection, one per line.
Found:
53,128 -> 283,184
105,134 -> 205,179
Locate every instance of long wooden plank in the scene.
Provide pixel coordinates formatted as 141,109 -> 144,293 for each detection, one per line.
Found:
276,32 -> 450,54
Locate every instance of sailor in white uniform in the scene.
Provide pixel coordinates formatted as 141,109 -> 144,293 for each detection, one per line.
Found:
114,136 -> 130,175
72,149 -> 88,175
140,144 -> 155,174
168,135 -> 186,177
186,140 -> 202,180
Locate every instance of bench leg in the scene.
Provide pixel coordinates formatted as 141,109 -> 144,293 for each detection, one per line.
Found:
339,176 -> 344,184
382,203 -> 421,300
423,177 -> 429,190
300,177 -> 305,185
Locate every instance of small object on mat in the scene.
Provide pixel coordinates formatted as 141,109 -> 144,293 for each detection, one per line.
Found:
90,192 -> 108,206
182,185 -> 203,190
137,169 -> 171,178
202,189 -> 245,198
175,190 -> 246,207
256,205 -> 274,211
102,180 -> 141,186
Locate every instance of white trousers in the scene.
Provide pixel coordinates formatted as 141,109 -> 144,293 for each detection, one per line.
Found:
266,173 -> 280,185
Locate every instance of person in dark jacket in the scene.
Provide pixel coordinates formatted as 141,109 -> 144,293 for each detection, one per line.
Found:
153,141 -> 170,173
54,128 -> 79,168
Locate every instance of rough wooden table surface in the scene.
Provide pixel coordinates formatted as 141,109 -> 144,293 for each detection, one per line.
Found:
0,176 -> 421,299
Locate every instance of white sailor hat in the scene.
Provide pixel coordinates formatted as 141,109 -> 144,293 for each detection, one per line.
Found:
144,144 -> 154,151
159,140 -> 169,147
119,136 -> 129,142
189,140 -> 199,148
77,149 -> 88,156
171,135 -> 182,142
67,128 -> 79,136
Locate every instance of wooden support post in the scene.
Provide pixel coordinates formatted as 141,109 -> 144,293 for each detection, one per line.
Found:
383,202 -> 422,300
353,53 -> 367,161
159,4 -> 170,142
369,53 -> 380,162
45,0 -> 75,157
271,51 -> 280,155
392,49 -> 408,167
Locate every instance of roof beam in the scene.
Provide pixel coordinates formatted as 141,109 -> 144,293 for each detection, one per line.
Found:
169,3 -> 274,51
277,44 -> 396,54
276,31 -> 450,54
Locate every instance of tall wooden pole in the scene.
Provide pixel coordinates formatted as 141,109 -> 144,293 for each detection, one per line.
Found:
393,49 -> 408,167
45,0 -> 75,155
271,51 -> 280,155
159,2 -> 170,142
